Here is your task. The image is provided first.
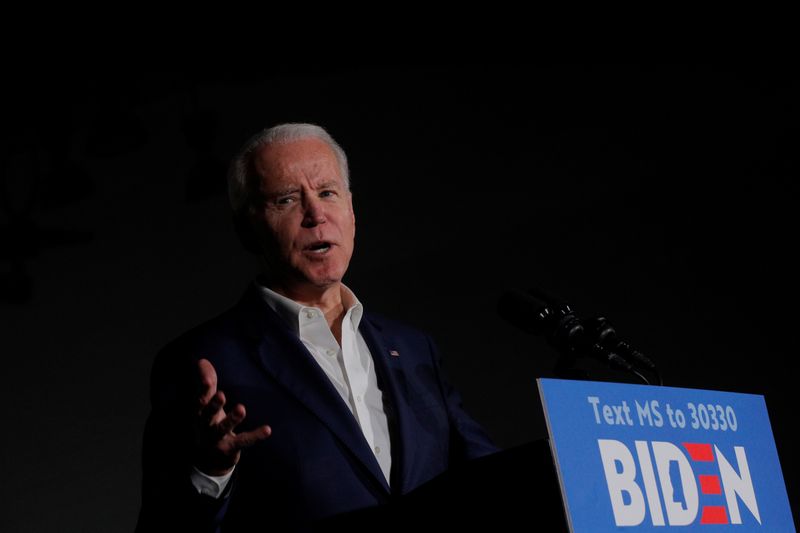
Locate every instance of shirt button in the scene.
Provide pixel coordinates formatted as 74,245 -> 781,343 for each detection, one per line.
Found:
356,395 -> 362,402
374,446 -> 381,455
326,349 -> 336,357
305,310 -> 315,319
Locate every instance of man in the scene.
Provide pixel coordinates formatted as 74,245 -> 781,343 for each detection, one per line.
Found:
136,123 -> 498,532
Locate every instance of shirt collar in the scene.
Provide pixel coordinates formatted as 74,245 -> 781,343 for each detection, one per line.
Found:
254,282 -> 364,334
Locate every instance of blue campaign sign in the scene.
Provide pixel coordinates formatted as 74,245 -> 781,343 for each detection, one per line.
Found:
538,378 -> 795,532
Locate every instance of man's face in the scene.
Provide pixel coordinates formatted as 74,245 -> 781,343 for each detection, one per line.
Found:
248,137 -> 355,293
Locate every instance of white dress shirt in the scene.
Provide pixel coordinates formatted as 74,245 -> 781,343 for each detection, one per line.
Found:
191,283 -> 392,497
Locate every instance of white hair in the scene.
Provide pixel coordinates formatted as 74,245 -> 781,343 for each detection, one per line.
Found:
227,123 -> 350,217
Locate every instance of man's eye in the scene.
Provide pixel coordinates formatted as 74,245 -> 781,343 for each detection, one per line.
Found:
320,190 -> 336,198
276,196 -> 296,205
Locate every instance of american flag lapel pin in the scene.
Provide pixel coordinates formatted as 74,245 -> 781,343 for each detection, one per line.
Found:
389,349 -> 400,357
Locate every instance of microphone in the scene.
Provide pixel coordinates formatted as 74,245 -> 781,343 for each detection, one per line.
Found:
496,289 -> 584,358
583,316 -> 658,372
498,288 -> 659,384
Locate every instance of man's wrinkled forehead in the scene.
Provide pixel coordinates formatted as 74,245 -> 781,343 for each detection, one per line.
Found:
248,139 -> 345,196
256,138 -> 339,175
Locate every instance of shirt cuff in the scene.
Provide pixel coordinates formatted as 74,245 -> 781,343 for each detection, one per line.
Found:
190,466 -> 234,498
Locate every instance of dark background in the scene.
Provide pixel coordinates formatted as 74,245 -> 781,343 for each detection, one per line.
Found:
2,64 -> 797,531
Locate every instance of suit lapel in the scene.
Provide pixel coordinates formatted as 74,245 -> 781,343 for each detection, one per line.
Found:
237,287 -> 390,493
359,315 -> 418,494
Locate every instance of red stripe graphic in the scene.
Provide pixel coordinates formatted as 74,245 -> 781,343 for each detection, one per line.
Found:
700,505 -> 729,524
699,474 -> 722,495
682,442 -> 714,462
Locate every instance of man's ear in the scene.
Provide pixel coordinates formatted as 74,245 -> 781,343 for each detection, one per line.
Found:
233,214 -> 262,254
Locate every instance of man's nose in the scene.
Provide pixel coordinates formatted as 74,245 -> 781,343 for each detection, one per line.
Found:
301,197 -> 326,227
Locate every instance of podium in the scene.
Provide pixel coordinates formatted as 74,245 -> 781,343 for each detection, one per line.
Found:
318,439 -> 568,531
536,378 -> 795,532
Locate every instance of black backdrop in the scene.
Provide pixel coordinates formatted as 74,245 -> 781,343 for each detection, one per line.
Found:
2,64 -> 797,531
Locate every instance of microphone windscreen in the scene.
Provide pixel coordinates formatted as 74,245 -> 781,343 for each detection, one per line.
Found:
497,290 -> 552,336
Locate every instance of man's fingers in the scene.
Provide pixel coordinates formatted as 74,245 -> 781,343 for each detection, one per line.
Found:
199,390 -> 226,424
196,358 -> 218,404
217,404 -> 246,435
192,358 -> 269,469
232,425 -> 272,449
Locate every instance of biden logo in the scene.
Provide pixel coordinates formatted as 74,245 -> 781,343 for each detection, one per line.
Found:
598,439 -> 760,527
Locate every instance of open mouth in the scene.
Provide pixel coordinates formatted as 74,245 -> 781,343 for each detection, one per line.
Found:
305,241 -> 332,254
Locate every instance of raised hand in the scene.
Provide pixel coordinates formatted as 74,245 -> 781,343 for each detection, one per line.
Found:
193,358 -> 272,476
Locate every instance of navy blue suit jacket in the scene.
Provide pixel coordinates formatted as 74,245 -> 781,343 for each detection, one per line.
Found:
136,285 -> 498,532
